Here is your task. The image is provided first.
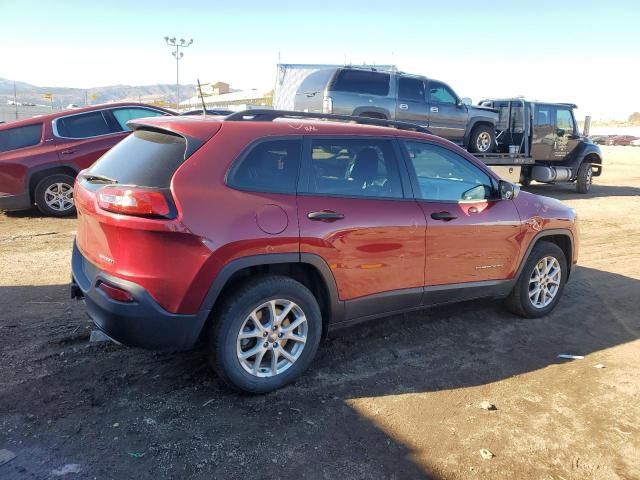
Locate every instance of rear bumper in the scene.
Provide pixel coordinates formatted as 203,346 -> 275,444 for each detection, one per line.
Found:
71,241 -> 209,350
0,192 -> 31,211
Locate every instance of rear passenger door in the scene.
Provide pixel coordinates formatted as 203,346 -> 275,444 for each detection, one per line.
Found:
426,81 -> 467,143
395,77 -> 430,126
53,109 -> 129,170
297,137 -> 426,320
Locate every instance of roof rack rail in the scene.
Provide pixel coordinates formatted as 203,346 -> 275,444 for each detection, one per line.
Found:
224,109 -> 432,134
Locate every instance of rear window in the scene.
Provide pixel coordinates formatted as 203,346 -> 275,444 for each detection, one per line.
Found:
332,70 -> 390,96
87,129 -> 187,187
56,111 -> 113,138
0,123 -> 43,153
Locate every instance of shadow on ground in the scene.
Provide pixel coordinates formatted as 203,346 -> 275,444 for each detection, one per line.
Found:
0,265 -> 638,479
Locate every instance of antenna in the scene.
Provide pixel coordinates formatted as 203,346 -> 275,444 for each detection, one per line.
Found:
197,78 -> 207,115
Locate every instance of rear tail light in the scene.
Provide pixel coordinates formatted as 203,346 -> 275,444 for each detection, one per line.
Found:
97,281 -> 134,303
97,186 -> 171,217
322,96 -> 333,114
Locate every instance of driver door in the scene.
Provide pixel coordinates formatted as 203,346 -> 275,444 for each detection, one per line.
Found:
552,107 -> 580,160
401,140 -> 522,285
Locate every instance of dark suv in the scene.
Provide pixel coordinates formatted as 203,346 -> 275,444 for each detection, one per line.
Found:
0,103 -> 171,216
71,110 -> 578,393
294,67 -> 499,153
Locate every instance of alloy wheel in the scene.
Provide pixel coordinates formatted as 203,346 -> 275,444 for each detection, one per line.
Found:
528,256 -> 562,308
44,182 -> 74,212
476,132 -> 492,152
236,299 -> 308,377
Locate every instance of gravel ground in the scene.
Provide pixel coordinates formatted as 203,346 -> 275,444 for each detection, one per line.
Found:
1,146 -> 638,479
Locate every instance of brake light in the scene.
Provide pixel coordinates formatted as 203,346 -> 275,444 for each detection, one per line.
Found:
322,96 -> 333,114
97,281 -> 134,303
97,186 -> 170,217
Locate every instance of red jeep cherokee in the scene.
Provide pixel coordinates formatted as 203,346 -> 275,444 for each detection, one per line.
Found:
0,103 -> 171,216
70,111 -> 578,393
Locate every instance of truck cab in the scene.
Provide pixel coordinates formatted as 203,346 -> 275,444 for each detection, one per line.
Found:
480,99 -> 603,193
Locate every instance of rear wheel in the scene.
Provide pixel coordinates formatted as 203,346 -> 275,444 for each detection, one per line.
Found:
576,162 -> 593,193
34,174 -> 76,217
505,241 -> 567,318
468,124 -> 495,153
208,275 -> 322,393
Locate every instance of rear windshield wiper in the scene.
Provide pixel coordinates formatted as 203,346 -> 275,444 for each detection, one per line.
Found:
81,173 -> 118,184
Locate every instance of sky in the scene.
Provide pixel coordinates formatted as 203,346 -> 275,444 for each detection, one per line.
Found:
1,0 -> 639,119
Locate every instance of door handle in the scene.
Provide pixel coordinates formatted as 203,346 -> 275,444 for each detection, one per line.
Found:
399,103 -> 409,110
430,106 -> 439,113
430,211 -> 457,221
307,210 -> 344,221
61,149 -> 77,155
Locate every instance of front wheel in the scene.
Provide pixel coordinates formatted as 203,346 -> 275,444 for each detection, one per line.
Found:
208,275 -> 322,394
468,125 -> 496,153
505,241 -> 567,318
34,174 -> 76,217
576,162 -> 593,193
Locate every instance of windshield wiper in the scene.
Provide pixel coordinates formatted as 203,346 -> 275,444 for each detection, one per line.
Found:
81,173 -> 118,184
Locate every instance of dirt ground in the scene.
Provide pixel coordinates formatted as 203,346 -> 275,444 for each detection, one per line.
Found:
1,146 -> 639,480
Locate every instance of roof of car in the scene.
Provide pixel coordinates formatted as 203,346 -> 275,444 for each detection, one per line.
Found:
129,112 -> 440,144
0,102 -> 174,130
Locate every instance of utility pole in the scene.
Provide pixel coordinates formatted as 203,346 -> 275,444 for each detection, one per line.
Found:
164,36 -> 193,110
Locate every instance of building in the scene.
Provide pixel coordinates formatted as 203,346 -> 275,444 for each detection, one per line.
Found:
180,81 -> 272,111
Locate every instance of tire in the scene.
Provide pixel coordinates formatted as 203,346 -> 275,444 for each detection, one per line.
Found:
576,162 -> 593,194
468,124 -> 496,153
505,241 -> 567,318
207,275 -> 322,394
34,174 -> 76,217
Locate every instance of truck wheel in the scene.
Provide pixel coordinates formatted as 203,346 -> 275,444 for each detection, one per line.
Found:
576,162 -> 593,193
34,174 -> 76,217
468,125 -> 495,153
207,275 -> 322,394
504,241 -> 567,318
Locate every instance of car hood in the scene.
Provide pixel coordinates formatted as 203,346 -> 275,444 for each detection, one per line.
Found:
468,105 -> 499,118
516,190 -> 576,221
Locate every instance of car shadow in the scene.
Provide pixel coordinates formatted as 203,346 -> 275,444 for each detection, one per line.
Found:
0,265 -> 638,479
523,182 -> 640,200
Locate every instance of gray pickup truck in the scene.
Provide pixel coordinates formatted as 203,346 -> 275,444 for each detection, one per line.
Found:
294,67 -> 499,153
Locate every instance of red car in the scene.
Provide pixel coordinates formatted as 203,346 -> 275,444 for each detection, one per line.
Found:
0,103 -> 172,216
71,111 -> 578,393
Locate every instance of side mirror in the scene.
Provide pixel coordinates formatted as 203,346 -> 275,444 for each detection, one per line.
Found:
499,180 -> 520,200
461,97 -> 472,106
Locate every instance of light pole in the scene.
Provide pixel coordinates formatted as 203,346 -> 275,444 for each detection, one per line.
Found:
164,36 -> 193,110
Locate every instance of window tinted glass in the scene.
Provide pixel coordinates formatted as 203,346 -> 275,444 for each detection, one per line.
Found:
428,81 -> 457,104
398,77 -> 426,102
306,139 -> 403,199
56,111 -> 112,138
88,129 -> 186,187
404,141 -> 493,201
0,123 -> 42,153
227,140 -> 301,194
332,70 -> 390,96
534,105 -> 552,126
112,108 -> 165,131
556,109 -> 574,132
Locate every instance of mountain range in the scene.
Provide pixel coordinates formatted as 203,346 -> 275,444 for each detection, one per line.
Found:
0,78 -> 196,107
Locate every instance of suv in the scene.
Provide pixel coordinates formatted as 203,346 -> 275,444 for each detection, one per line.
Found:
70,110 -> 578,393
0,103 -> 172,216
294,67 -> 499,154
